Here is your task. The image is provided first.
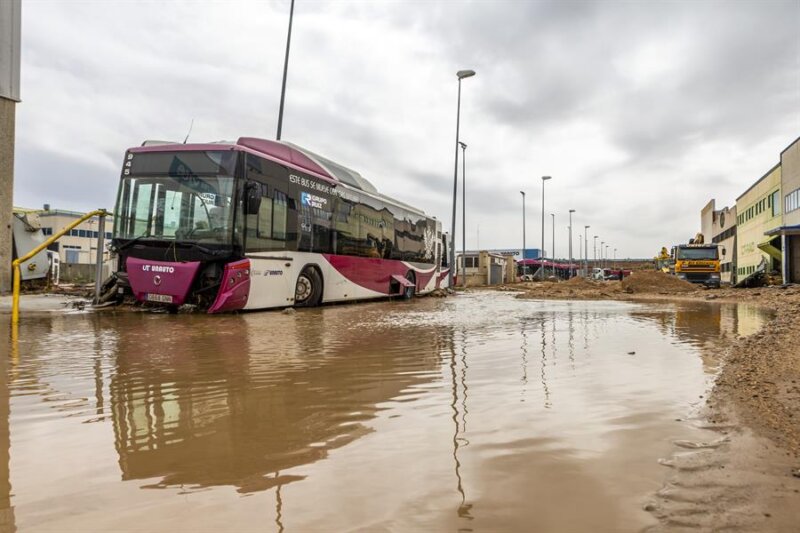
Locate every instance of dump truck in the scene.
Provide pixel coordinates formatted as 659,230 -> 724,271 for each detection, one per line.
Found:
671,241 -> 722,288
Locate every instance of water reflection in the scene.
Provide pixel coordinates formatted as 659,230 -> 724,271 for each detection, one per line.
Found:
540,316 -> 552,409
0,320 -> 15,533
631,301 -> 767,348
449,329 -> 472,524
520,320 -> 528,400
2,295 -> 772,531
106,309 -> 448,493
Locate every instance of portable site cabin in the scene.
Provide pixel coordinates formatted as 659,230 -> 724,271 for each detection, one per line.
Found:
12,210 -> 49,281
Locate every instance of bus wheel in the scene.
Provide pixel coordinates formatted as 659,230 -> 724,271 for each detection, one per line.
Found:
402,271 -> 416,300
295,267 -> 323,307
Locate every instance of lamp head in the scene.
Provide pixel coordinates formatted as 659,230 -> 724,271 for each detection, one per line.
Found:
520,191 -> 525,196
569,209 -> 576,213
459,141 -> 467,149
457,69 -> 476,79
542,175 -> 552,181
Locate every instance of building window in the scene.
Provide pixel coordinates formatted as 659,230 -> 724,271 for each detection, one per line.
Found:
786,189 -> 800,214
462,256 -> 478,269
771,190 -> 781,217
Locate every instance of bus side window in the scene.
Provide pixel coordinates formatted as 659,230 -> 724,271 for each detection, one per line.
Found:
273,191 -> 287,240
257,185 -> 273,238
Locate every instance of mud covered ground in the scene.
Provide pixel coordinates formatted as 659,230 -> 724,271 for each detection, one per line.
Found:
501,271 -> 800,530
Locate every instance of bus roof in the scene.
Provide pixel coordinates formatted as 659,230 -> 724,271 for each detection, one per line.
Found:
129,137 -> 427,217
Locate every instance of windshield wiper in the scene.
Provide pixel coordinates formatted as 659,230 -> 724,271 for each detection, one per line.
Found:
115,235 -> 152,251
171,241 -> 228,257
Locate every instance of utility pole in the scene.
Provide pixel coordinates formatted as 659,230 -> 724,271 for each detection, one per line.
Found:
551,213 -> 555,278
568,209 -> 575,278
520,191 -> 526,279
540,176 -> 551,279
584,226 -> 590,278
448,69 -> 476,288
276,0 -> 295,141
460,142 -> 467,287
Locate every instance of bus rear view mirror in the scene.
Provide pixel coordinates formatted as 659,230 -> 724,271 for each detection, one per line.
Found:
245,183 -> 262,215
722,247 -> 727,256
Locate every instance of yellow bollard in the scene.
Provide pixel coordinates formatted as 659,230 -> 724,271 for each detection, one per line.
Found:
11,264 -> 20,325
10,209 -> 109,326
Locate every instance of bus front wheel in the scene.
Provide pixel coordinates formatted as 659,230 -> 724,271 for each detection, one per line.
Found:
295,267 -> 323,307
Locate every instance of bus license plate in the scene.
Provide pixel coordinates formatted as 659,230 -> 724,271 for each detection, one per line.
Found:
146,293 -> 173,304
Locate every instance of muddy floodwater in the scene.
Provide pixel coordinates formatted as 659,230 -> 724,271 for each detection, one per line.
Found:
0,292 -> 767,532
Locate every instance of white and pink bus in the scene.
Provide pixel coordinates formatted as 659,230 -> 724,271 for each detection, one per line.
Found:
111,137 -> 451,313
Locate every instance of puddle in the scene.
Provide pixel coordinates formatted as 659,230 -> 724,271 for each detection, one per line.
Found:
0,292 -> 769,531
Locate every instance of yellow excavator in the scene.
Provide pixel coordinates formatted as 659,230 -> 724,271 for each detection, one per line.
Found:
654,246 -> 672,273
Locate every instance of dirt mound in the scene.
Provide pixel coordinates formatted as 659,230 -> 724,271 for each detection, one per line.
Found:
565,276 -> 600,289
621,271 -> 696,294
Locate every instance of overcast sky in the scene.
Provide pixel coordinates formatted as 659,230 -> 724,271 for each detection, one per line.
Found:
13,0 -> 800,257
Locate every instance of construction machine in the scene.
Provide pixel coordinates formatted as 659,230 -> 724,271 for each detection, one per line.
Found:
672,240 -> 722,288
654,247 -> 672,274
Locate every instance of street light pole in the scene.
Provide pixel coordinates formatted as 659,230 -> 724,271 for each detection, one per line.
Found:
540,176 -> 551,279
520,191 -> 526,279
568,209 -> 575,278
614,248 -> 617,270
593,236 -> 598,268
584,225 -> 590,277
460,141 -> 467,288
276,0 -> 295,141
449,69 -> 476,288
600,241 -> 604,271
550,213 -> 555,278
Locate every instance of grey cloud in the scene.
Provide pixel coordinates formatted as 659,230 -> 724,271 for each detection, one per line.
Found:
14,145 -> 118,211
13,0 -> 800,256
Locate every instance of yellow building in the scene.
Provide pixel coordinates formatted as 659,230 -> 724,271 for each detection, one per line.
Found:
709,202 -> 737,284
699,199 -> 738,284
735,163 -> 782,280
766,137 -> 800,283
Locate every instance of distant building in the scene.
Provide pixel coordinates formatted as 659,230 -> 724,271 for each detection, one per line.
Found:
456,251 -> 516,286
735,163 -> 782,280
463,248 -> 542,260
701,199 -> 737,284
700,200 -> 715,244
767,137 -> 800,284
711,204 -> 737,284
36,207 -> 114,265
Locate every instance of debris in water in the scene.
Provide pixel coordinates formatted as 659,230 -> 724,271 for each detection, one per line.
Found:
673,436 -> 730,449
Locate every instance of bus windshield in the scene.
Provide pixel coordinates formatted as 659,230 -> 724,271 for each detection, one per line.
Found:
114,175 -> 235,244
676,247 -> 718,260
